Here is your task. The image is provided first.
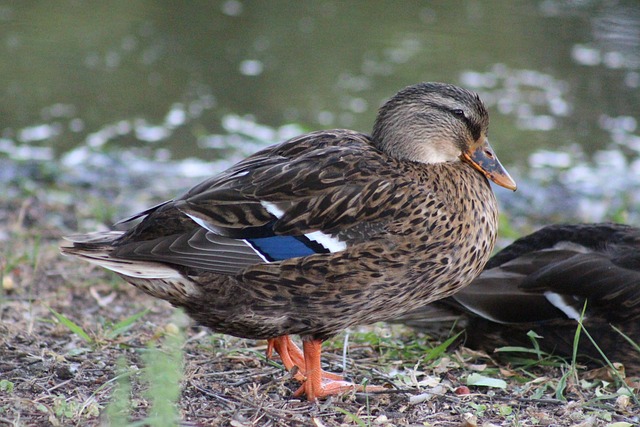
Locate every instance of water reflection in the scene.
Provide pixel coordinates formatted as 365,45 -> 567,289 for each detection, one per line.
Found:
460,65 -> 570,132
507,145 -> 640,226
1,0 -> 640,232
590,4 -> 640,64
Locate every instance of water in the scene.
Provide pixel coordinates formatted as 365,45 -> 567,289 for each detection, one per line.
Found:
1,1 -> 640,231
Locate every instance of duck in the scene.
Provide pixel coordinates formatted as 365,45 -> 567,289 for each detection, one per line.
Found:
399,223 -> 640,375
60,82 -> 516,400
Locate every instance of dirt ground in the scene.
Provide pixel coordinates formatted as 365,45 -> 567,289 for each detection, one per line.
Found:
1,196 -> 639,426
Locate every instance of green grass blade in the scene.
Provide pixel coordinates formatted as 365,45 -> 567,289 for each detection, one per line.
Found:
104,357 -> 132,426
334,407 -> 367,427
495,346 -> 551,356
570,301 -> 587,370
47,306 -> 93,344
552,302 -> 589,401
578,322 -> 639,406
423,331 -> 462,362
526,330 -> 544,360
555,368 -> 570,401
571,303 -> 639,405
612,324 -> 640,353
107,309 -> 150,339
143,311 -> 186,427
466,373 -> 507,389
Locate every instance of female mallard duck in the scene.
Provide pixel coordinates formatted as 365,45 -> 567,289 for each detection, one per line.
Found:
61,82 -> 516,400
400,223 -> 640,374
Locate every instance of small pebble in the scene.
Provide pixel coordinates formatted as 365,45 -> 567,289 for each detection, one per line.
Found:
455,385 -> 471,395
164,323 -> 180,335
2,275 -> 14,291
55,364 -> 74,380
461,412 -> 477,427
374,414 -> 388,424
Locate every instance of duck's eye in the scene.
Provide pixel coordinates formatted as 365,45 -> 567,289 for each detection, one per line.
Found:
451,109 -> 466,118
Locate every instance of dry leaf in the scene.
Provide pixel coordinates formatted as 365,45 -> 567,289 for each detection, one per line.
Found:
583,364 -> 625,381
89,286 -> 117,307
374,414 -> 389,424
460,412 -> 477,427
499,367 -> 518,377
312,417 -> 327,427
615,394 -> 630,410
409,392 -> 435,405
468,363 -> 487,372
570,416 -> 596,427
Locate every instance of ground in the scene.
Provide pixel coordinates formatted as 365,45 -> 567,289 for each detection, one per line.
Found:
1,196 -> 639,427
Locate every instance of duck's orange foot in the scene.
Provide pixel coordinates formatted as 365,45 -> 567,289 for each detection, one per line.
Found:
293,339 -> 385,401
267,335 -> 343,382
293,378 -> 385,401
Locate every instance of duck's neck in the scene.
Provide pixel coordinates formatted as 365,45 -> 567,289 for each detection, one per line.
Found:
431,160 -> 498,257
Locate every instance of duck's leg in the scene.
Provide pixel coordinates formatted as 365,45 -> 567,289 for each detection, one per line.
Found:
266,336 -> 306,381
293,339 -> 383,401
266,335 -> 342,381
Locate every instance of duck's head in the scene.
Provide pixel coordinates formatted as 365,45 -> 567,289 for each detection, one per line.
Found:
372,82 -> 516,191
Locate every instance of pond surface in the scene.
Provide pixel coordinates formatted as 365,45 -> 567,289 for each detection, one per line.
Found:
2,1 -> 640,231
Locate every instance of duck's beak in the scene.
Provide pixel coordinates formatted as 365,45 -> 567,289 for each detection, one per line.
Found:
461,139 -> 517,191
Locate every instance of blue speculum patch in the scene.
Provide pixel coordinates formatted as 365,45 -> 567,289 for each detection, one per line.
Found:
247,235 -> 330,261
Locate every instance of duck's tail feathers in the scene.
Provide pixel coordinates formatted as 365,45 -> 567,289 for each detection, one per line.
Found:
61,231 -> 124,246
60,232 -> 183,280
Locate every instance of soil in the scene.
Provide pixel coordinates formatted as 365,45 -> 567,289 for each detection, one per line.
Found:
1,196 -> 639,427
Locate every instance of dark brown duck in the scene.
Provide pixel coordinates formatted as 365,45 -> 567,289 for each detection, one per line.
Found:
61,82 -> 516,400
400,223 -> 640,375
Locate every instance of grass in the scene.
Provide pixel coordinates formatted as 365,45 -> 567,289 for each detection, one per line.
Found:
140,318 -> 185,427
91,316 -> 636,425
105,358 -> 133,426
2,198 -> 639,426
47,306 -> 151,346
102,311 -> 186,427
38,304 -> 184,425
8,287 -> 640,426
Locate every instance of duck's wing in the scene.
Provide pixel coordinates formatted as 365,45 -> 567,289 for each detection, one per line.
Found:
447,248 -> 584,324
448,223 -> 640,322
519,248 -> 640,322
176,131 -> 408,237
110,130 -> 411,274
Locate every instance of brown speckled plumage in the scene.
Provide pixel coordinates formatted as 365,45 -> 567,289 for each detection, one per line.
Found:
61,82 -> 515,399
